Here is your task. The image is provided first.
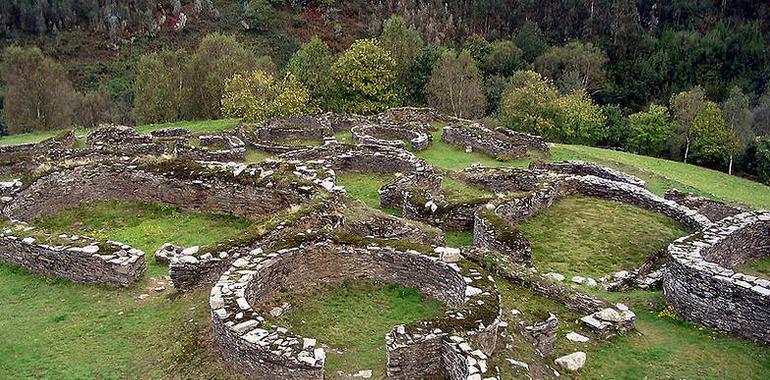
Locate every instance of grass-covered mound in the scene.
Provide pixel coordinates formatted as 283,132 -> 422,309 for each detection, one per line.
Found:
518,195 -> 687,278
267,281 -> 445,379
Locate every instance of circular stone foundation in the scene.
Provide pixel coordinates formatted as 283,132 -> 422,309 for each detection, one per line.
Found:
210,242 -> 501,380
664,211 -> 770,344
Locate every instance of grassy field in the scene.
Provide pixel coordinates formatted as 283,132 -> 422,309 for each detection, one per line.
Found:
0,119 -> 240,146
269,282 -> 445,379
0,201 -> 251,380
518,196 -> 687,278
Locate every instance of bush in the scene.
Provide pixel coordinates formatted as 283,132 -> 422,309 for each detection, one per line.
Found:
554,91 -> 607,145
221,71 -> 314,123
331,39 -> 399,114
627,104 -> 673,155
498,70 -> 560,140
755,137 -> 770,184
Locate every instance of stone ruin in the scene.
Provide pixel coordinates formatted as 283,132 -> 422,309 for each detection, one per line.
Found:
0,106 -> 768,379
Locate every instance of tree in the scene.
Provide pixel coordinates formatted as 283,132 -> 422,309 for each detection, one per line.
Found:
670,86 -> 707,163
133,49 -> 188,124
756,137 -> 770,184
462,34 -> 491,68
534,41 -> 608,95
1,46 -> 76,134
498,70 -> 561,140
426,50 -> 486,119
513,20 -> 548,62
602,104 -> 630,149
405,45 -> 445,105
74,90 -> 114,128
221,71 -> 313,123
627,104 -> 674,156
554,91 -> 607,145
331,39 -> 399,114
379,15 -> 424,95
751,90 -> 770,137
484,74 -> 509,115
485,40 -> 524,77
286,36 -> 336,110
690,101 -> 739,168
721,86 -> 754,174
185,33 -> 261,120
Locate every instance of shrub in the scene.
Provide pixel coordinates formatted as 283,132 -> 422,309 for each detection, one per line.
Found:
498,70 -> 560,140
756,137 -> 770,184
331,39 -> 399,114
627,104 -> 673,155
221,71 -> 313,123
554,91 -> 607,145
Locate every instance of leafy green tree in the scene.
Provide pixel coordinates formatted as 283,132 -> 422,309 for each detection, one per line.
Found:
426,50 -> 486,119
627,104 -> 674,156
286,36 -> 336,110
499,70 -> 560,140
485,40 -> 524,77
513,20 -> 548,62
331,39 -> 399,114
534,41 -> 608,95
74,90 -> 114,128
691,101 -> 739,168
379,15 -> 424,95
1,46 -> 76,134
185,33 -> 261,120
554,91 -> 607,145
756,137 -> 770,184
601,104 -> 630,148
484,74 -> 508,115
405,45 -> 445,105
133,49 -> 188,124
670,86 -> 707,163
221,71 -> 313,123
721,86 -> 754,174
751,89 -> 770,137
462,34 -> 491,68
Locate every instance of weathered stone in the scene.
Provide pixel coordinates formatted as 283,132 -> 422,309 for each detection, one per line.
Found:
554,351 -> 586,372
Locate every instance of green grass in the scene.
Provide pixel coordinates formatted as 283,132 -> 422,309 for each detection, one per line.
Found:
0,119 -> 240,146
442,177 -> 493,203
244,148 -> 273,163
445,230 -> 474,247
0,201 -> 253,380
518,195 -> 687,278
553,144 -> 770,208
584,291 -> 770,379
271,281 -> 445,379
737,257 -> 770,279
34,201 -> 251,277
415,131 -> 531,170
336,173 -> 396,212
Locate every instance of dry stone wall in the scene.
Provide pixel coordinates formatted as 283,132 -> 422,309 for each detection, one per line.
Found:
175,134 -> 246,162
210,242 -> 500,380
664,189 -> 749,222
442,125 -> 527,160
280,143 -> 432,175
0,221 -> 145,287
351,124 -> 432,151
531,161 -> 646,188
239,116 -> 334,154
664,211 -> 770,344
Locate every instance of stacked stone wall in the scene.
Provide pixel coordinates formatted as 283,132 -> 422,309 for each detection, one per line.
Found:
351,124 -> 432,151
210,243 -> 500,380
0,223 -> 145,287
442,125 -> 527,160
664,189 -> 748,222
494,127 -> 550,152
664,211 -> 770,344
280,144 -> 432,175
473,210 -> 532,264
531,161 -> 646,187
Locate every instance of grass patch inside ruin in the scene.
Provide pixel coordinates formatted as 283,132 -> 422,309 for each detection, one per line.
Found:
270,281 -> 445,379
336,172 -> 397,213
34,201 -> 251,277
442,177 -> 493,203
518,195 -> 687,278
736,257 -> 770,279
415,131 -> 531,170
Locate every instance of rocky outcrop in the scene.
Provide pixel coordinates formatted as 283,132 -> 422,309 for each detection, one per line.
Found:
664,211 -> 770,345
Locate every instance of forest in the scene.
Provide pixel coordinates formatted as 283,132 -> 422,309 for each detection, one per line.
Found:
1,0 -> 769,182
